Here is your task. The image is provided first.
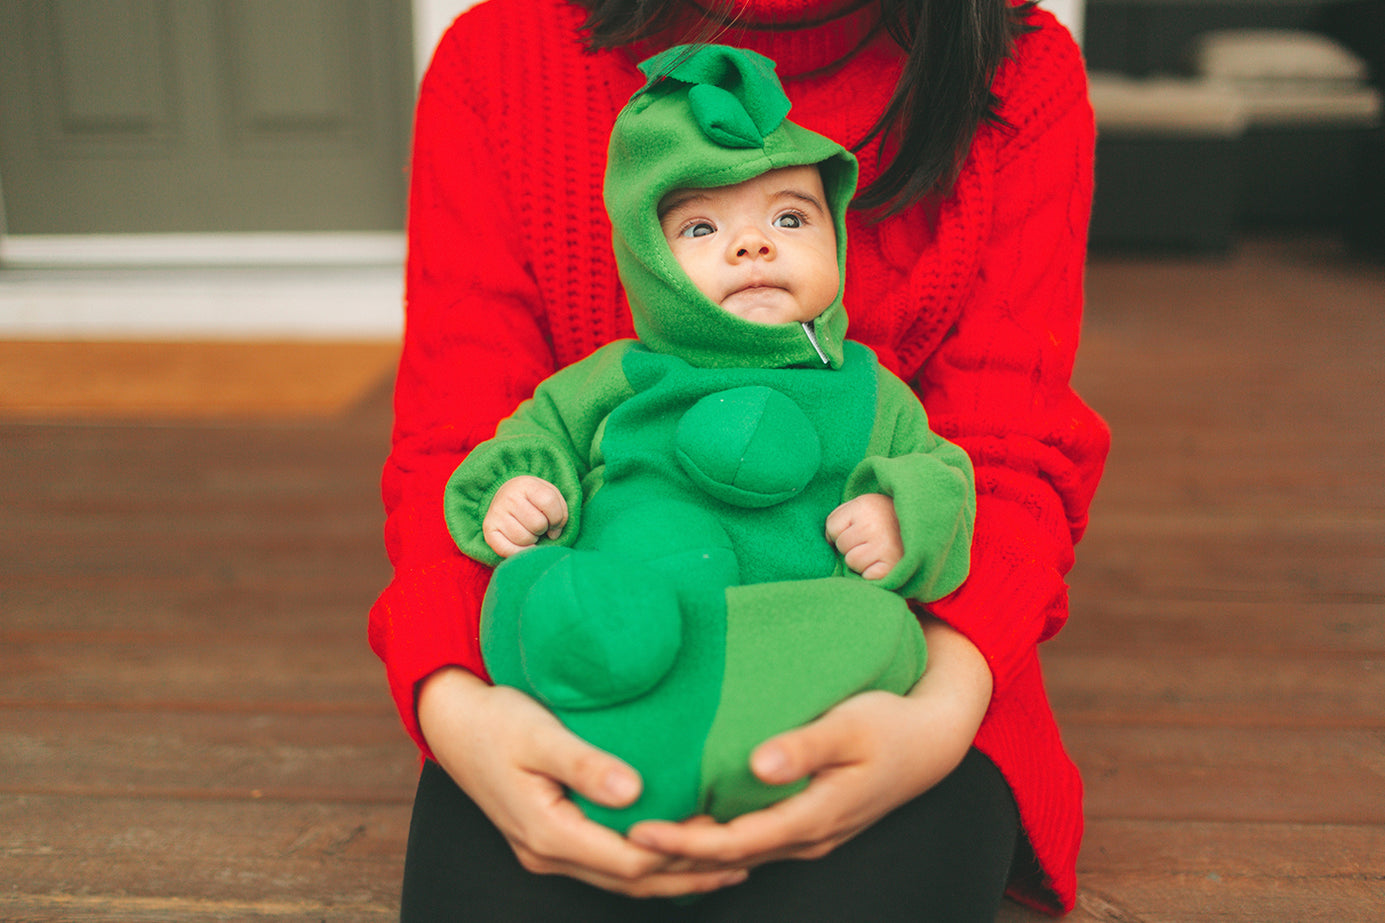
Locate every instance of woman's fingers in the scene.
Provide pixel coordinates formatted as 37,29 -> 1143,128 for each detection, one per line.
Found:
418,670 -> 748,897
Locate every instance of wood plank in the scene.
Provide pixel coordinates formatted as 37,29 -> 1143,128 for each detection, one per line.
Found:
1050,820 -> 1385,923
0,413 -> 393,640
0,526 -> 389,600
1,794 -> 406,916
1054,599 -> 1385,657
1,573 -> 388,635
0,630 -> 389,708
1070,525 -> 1385,602
0,893 -> 394,923
1085,445 -> 1385,522
997,817 -> 1385,923
1045,652 -> 1385,727
1080,818 -> 1385,878
1070,725 -> 1385,823
0,417 -> 388,505
0,708 -> 416,802
20,614 -> 1372,732
0,341 -> 399,420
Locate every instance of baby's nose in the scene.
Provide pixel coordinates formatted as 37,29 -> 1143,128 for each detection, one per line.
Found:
731,227 -> 773,260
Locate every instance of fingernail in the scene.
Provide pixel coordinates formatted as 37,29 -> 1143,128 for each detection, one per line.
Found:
752,746 -> 786,780
605,769 -> 639,803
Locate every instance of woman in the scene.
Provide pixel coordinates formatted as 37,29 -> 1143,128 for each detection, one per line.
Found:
369,0 -> 1109,918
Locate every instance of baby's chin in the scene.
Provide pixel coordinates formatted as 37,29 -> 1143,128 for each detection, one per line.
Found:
719,287 -> 817,326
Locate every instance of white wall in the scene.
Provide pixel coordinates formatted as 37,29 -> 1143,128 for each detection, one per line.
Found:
413,0 -> 485,79
1043,0 -> 1085,46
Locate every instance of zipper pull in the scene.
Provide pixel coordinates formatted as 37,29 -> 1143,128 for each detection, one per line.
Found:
801,321 -> 830,365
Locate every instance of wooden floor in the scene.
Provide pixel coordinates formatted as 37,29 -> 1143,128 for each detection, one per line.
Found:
1,235 -> 1382,921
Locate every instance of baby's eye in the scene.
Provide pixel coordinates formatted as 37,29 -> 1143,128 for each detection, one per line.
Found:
680,221 -> 715,238
773,212 -> 805,229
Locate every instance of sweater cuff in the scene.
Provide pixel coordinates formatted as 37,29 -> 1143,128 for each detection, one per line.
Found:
924,502 -> 1067,695
368,555 -> 494,759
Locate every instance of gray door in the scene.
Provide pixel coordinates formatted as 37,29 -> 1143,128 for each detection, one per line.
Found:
0,0 -> 415,235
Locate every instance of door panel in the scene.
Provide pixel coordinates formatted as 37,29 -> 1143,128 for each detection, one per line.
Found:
0,0 -> 414,234
46,1 -> 175,140
223,1 -> 363,140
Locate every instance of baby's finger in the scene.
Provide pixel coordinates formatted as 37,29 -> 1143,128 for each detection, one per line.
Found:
511,499 -> 558,540
486,520 -> 536,558
824,501 -> 856,543
528,486 -> 569,538
843,543 -> 883,578
857,559 -> 892,581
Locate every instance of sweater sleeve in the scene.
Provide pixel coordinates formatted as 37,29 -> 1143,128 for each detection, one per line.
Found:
367,36 -> 562,757
916,23 -> 1110,696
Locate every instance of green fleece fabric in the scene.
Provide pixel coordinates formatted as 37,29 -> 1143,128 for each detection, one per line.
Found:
845,370 -> 976,600
444,45 -> 976,832
479,497 -> 738,828
675,386 -> 822,508
702,577 -> 929,820
445,343 -> 638,567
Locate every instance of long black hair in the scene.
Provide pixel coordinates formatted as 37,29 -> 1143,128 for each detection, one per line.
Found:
577,0 -> 1034,216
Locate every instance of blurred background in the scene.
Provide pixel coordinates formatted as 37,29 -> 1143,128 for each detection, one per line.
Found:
1,0 -> 1377,343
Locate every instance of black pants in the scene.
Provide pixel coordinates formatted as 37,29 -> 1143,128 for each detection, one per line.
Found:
400,748 -> 1019,922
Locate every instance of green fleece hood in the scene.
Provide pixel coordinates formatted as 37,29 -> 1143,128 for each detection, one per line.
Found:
605,45 -> 859,370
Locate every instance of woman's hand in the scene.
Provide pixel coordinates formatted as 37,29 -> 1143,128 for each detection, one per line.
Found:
625,619 -> 992,869
417,667 -> 750,897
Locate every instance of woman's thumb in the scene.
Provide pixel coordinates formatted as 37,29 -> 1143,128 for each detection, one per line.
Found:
539,732 -> 643,808
751,719 -> 836,786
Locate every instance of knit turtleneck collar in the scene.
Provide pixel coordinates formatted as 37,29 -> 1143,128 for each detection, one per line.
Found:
631,0 -> 882,80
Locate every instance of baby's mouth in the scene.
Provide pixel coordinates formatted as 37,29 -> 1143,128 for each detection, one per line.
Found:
727,279 -> 786,298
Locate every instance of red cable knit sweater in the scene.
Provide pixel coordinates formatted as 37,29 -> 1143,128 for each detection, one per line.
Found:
369,0 -> 1108,913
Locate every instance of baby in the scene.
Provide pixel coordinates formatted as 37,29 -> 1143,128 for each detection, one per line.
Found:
444,44 -> 975,831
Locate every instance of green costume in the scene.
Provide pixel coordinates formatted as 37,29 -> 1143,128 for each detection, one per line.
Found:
445,46 -> 975,832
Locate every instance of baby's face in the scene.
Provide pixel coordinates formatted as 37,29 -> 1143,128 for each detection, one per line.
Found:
658,165 -> 839,326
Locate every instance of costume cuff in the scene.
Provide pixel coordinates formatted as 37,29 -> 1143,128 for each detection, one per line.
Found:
443,437 -> 585,565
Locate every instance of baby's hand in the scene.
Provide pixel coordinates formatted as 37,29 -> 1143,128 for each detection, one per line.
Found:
825,493 -> 903,581
483,476 -> 569,558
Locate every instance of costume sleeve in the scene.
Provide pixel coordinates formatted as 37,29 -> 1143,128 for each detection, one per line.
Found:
844,367 -> 976,603
916,26 -> 1110,697
443,344 -> 637,565
367,35 -> 561,757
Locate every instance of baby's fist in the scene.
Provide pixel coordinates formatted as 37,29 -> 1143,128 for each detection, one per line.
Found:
826,493 -> 903,581
483,476 -> 568,558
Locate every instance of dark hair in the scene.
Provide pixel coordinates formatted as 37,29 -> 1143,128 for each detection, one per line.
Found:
577,0 -> 1035,216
